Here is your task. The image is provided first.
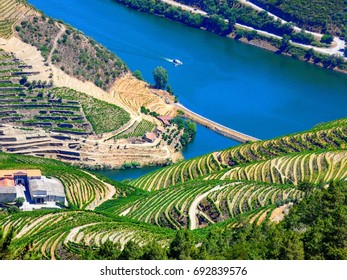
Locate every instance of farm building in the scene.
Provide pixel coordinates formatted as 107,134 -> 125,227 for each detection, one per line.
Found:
0,175 -> 16,202
28,177 -> 65,204
0,169 -> 66,204
0,187 -> 17,203
0,169 -> 42,186
143,132 -> 156,143
157,116 -> 172,126
154,126 -> 165,136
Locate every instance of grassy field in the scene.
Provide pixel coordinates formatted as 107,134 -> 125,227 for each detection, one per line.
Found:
52,88 -> 131,134
113,119 -> 155,139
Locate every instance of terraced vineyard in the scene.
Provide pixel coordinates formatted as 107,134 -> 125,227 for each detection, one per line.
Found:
52,88 -> 131,134
104,180 -> 303,230
113,75 -> 176,116
0,52 -> 93,135
0,19 -> 15,39
2,0 -> 347,262
50,171 -> 115,210
131,118 -> 347,190
0,0 -> 34,39
113,119 -> 155,139
0,153 -> 117,209
1,114 -> 346,259
207,150 -> 347,185
0,51 -> 131,135
0,211 -> 173,259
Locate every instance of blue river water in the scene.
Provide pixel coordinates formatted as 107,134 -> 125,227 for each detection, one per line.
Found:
28,0 -> 347,180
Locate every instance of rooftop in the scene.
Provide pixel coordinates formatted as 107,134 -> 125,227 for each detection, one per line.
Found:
156,126 -> 165,132
29,177 -> 65,198
157,116 -> 172,126
144,132 -> 156,142
0,178 -> 15,188
0,169 -> 42,178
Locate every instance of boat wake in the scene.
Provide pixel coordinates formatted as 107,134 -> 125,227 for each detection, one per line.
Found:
163,57 -> 173,63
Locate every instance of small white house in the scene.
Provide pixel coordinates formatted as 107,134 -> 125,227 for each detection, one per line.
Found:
0,186 -> 16,203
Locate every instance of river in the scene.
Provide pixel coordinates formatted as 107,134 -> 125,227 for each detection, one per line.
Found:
29,0 -> 347,180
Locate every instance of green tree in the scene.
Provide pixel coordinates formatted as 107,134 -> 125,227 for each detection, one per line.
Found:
279,35 -> 291,52
320,34 -> 334,44
141,241 -> 167,260
118,241 -> 143,260
15,197 -> 25,207
203,14 -> 228,35
153,66 -> 168,89
133,70 -> 144,81
19,75 -> 28,85
94,240 -> 121,260
166,84 -> 174,95
285,181 -> 347,259
305,48 -> 315,60
227,15 -> 236,31
168,230 -> 198,260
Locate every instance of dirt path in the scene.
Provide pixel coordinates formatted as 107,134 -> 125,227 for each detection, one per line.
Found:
47,23 -> 66,64
273,159 -> 294,184
82,171 -> 117,210
270,203 -> 292,223
160,0 -> 346,58
50,234 -> 64,260
189,185 -> 225,230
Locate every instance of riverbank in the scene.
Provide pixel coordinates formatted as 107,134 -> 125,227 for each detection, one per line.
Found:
0,5 -> 187,169
25,0 -> 347,163
228,32 -> 347,75
112,0 -> 347,74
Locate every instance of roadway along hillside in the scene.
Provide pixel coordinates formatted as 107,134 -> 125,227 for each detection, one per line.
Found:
160,0 -> 346,58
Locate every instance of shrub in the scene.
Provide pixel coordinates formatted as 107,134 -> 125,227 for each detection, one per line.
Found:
320,34 -> 334,44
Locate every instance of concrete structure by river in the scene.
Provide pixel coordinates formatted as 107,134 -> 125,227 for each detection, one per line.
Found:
29,0 -> 347,180
175,103 -> 259,143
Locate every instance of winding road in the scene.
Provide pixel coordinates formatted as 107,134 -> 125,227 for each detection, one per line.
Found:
189,184 -> 226,230
160,0 -> 346,58
238,0 -> 345,56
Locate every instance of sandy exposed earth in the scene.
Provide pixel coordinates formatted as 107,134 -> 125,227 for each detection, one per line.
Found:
0,28 -> 181,168
111,74 -> 177,117
0,31 -> 174,119
0,36 -> 52,82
